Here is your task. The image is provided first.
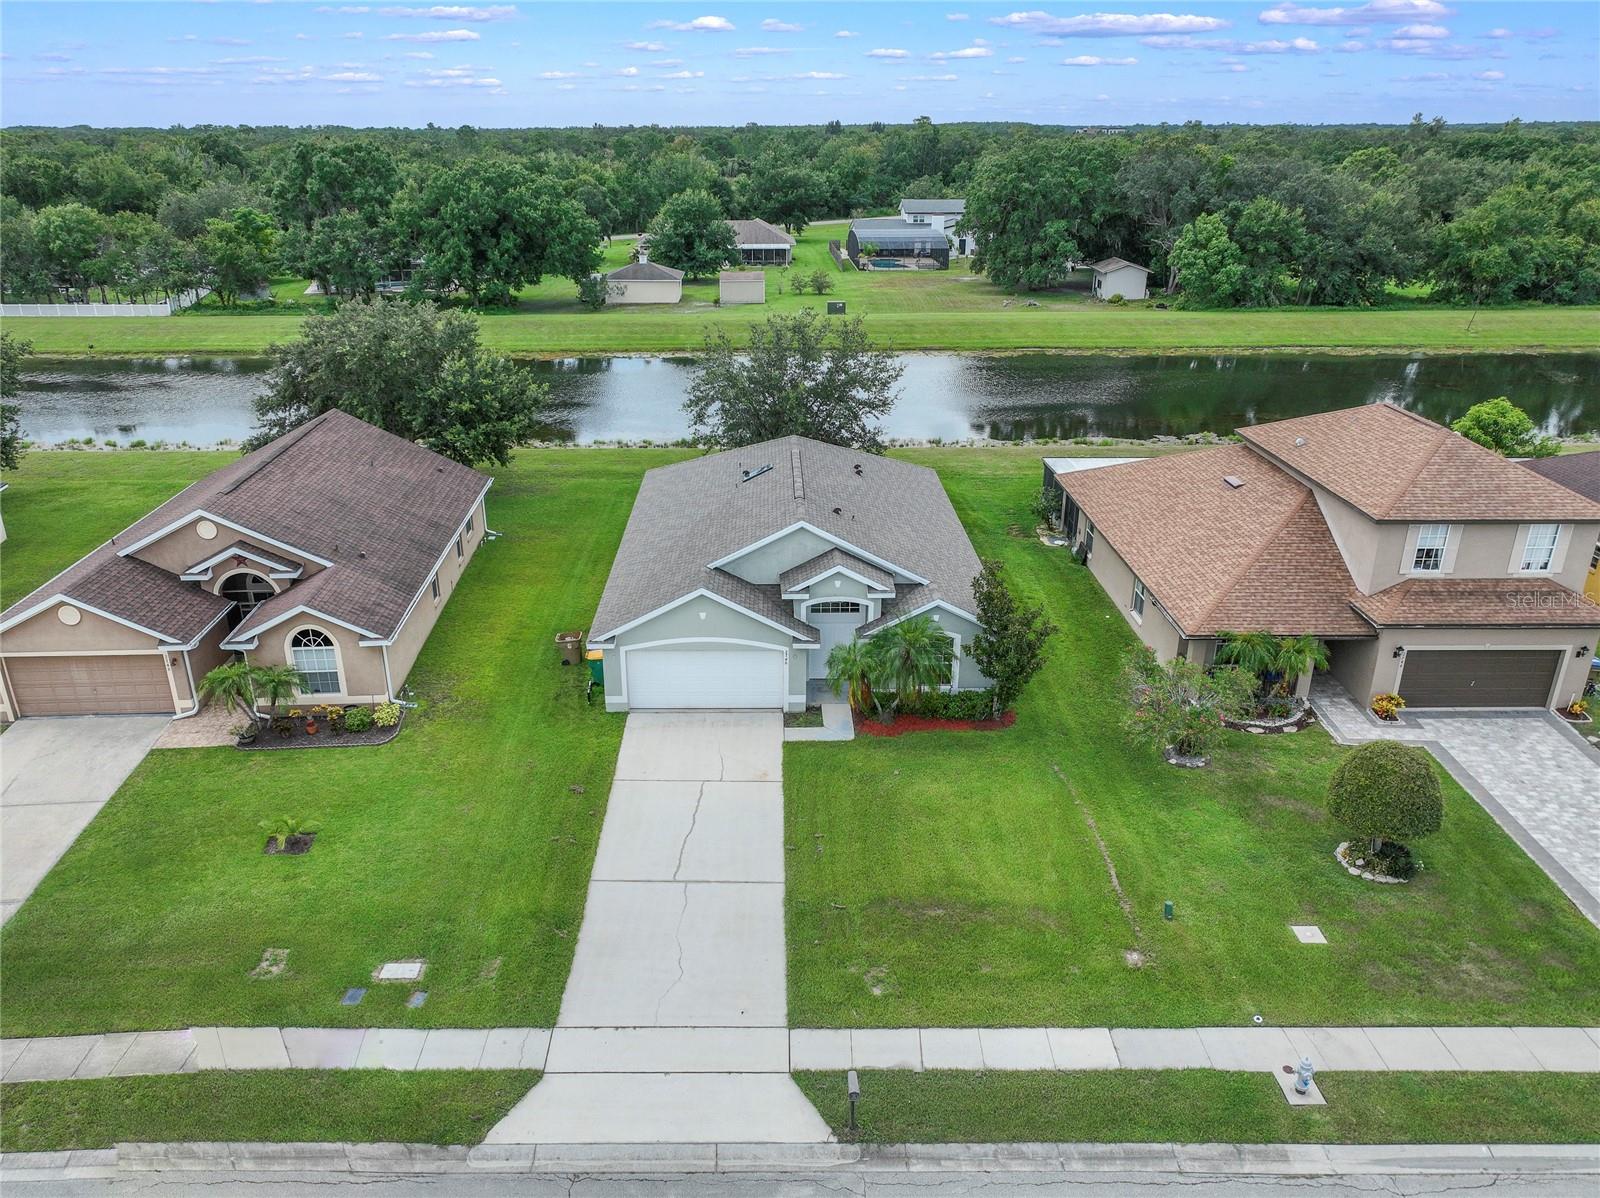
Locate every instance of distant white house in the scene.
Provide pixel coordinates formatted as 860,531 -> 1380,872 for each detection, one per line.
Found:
899,198 -> 973,256
1087,257 -> 1150,302
604,261 -> 683,305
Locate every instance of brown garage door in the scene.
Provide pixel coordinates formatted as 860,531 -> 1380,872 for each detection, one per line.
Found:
1398,649 -> 1561,709
6,654 -> 173,716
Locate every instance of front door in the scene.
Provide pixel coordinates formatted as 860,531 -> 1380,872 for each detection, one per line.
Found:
807,602 -> 867,679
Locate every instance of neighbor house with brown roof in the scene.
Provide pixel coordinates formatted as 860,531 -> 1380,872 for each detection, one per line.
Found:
1520,451 -> 1600,605
588,436 -> 988,712
0,410 -> 490,720
1049,403 -> 1600,710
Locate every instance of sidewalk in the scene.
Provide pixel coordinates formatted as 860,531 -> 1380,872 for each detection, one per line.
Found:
6,1023 -> 1596,1082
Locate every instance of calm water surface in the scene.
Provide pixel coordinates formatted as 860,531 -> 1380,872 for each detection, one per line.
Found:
18,352 -> 1600,446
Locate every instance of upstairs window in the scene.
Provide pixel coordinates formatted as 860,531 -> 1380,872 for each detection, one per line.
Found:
1411,524 -> 1449,572
290,628 -> 339,694
1521,524 -> 1560,572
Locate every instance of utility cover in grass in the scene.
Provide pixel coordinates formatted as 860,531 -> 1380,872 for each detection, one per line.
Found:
1290,925 -> 1328,944
376,960 -> 425,981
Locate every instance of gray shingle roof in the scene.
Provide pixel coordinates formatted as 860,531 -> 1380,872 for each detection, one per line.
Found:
183,540 -> 299,577
607,261 -> 684,282
1088,257 -> 1148,274
1520,451 -> 1600,505
0,552 -> 232,644
780,548 -> 895,594
590,437 -> 982,642
2,410 -> 490,646
727,218 -> 794,246
901,199 -> 965,215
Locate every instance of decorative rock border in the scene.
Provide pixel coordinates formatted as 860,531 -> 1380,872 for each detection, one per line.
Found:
1227,699 -> 1314,735
1335,841 -> 1408,885
1163,746 -> 1209,769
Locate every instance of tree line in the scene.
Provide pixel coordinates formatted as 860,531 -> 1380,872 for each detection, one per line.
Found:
3,115 -> 1596,309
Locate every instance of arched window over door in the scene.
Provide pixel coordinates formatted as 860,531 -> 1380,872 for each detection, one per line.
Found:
219,572 -> 275,629
289,627 -> 340,694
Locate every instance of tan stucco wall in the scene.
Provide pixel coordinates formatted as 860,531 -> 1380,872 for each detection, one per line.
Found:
248,621 -> 388,705
385,497 -> 486,690
129,516 -> 324,580
1334,624 -> 1597,709
1082,526 -> 1185,660
183,624 -> 234,708
0,603 -> 167,653
610,278 -> 682,304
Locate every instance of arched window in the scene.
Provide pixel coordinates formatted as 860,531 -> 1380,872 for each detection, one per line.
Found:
290,628 -> 340,694
219,572 -> 275,628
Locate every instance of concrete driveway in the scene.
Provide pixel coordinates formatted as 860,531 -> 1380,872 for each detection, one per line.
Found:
1,715 -> 170,924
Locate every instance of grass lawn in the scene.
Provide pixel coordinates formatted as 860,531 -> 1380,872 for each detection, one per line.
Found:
0,1070 -> 538,1151
0,448 -> 699,1037
9,223 -> 1598,356
792,1071 -> 1600,1144
785,447 -> 1600,1029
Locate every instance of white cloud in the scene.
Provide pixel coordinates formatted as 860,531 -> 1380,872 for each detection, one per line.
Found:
1006,54 -> 1026,62
214,55 -> 288,63
652,57 -> 683,65
1377,36 -> 1475,57
1474,68 -> 1504,79
760,18 -> 802,33
340,31 -> 365,38
403,50 -> 434,58
1392,22 -> 1448,38
616,65 -> 639,76
865,47 -> 911,58
948,11 -> 970,18
792,69 -> 846,79
906,73 -> 959,81
325,69 -> 383,81
661,69 -> 704,77
931,44 -> 994,59
648,15 -> 735,32
33,52 -> 73,61
376,5 -> 517,19
1258,1 -> 1448,28
539,69 -> 579,77
834,29 -> 858,38
625,40 -> 667,51
735,46 -> 792,56
383,28 -> 479,40
990,11 -> 1230,37
1337,39 -> 1364,51
1063,54 -> 1137,65
1484,27 -> 1511,39
1140,33 -> 1319,52
1394,69 -> 1448,80
294,33 -> 317,40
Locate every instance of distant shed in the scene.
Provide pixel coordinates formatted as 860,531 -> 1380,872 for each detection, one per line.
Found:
605,261 -> 683,305
719,271 -> 765,305
1088,257 -> 1150,302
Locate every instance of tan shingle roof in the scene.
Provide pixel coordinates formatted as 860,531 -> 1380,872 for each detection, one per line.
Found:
1352,578 -> 1600,628
1060,444 -> 1372,639
1237,403 -> 1600,522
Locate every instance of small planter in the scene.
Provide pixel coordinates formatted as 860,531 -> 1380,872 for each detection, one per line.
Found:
264,833 -> 316,856
1557,706 -> 1592,724
1163,745 -> 1210,768
1335,840 -> 1414,884
304,720 -> 319,737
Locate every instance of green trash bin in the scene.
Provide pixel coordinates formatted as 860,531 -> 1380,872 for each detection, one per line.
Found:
585,648 -> 604,686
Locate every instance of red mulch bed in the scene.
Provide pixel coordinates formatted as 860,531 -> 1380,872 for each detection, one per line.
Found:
854,710 -> 1017,737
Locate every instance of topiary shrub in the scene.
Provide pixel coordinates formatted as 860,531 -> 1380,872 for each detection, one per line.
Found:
1328,740 -> 1443,854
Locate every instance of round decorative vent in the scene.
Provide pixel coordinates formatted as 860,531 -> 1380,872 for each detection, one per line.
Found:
196,519 -> 218,540
58,605 -> 82,626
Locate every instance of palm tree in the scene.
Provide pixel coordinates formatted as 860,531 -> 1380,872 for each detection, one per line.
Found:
870,615 -> 954,720
251,664 -> 309,714
198,660 -> 258,723
1215,631 -> 1280,688
825,638 -> 875,713
1271,635 -> 1330,697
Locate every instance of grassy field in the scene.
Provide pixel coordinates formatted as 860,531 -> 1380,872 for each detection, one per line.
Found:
793,1071 -> 1600,1144
0,1070 -> 537,1151
9,222 -> 1598,356
0,448 -> 697,1037
784,447 -> 1600,1029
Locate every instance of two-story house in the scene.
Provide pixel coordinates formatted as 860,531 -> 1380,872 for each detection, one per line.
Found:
1050,403 -> 1600,710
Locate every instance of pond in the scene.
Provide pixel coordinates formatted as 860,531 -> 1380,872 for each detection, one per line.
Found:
16,351 -> 1600,448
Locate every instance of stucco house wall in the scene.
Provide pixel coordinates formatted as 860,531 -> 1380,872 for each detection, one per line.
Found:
129,517 -> 324,579
1081,525 -> 1185,660
719,272 -> 765,305
610,278 -> 682,305
383,497 -> 486,690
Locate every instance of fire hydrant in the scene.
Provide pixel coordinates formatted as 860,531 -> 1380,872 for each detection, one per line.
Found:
1293,1055 -> 1316,1095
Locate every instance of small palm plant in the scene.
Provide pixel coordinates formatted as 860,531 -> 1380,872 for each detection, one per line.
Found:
1216,630 -> 1281,690
825,638 -> 876,713
252,664 -> 309,714
198,660 -> 259,723
1271,635 -> 1330,697
870,615 -> 954,720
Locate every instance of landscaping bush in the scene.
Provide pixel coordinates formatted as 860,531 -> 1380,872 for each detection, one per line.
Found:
342,705 -> 375,733
373,701 -> 402,728
886,689 -> 998,720
1370,692 -> 1405,721
1328,740 -> 1443,853
1121,645 -> 1256,762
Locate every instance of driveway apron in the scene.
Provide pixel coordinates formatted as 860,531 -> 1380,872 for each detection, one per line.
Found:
485,711 -> 830,1145
0,715 -> 171,925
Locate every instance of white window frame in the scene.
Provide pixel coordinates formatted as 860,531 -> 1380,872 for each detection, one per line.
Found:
455,535 -> 464,561
287,625 -> 342,696
1410,523 -> 1450,573
1519,523 -> 1561,573
430,575 -> 441,603
1130,578 -> 1147,623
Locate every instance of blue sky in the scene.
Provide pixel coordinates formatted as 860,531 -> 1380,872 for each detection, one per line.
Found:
3,2 -> 1595,128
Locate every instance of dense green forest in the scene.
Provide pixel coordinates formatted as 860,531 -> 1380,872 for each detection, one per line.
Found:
3,116 -> 1597,309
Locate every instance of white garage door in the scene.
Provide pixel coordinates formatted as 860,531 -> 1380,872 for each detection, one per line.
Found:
626,645 -> 786,709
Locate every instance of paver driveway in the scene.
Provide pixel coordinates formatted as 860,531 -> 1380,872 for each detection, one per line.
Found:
486,711 -> 830,1145
1312,680 -> 1600,924
0,715 -> 170,924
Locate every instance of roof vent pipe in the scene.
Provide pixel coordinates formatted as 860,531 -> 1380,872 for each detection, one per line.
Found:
1223,476 -> 1246,489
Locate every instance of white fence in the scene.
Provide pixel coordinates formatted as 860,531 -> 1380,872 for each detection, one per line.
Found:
0,288 -> 209,318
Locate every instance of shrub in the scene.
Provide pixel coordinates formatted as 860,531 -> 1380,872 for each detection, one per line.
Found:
1328,740 -> 1443,853
1030,485 -> 1059,527
343,705 -> 375,733
1121,645 -> 1256,761
576,273 -> 611,311
809,269 -> 834,295
1106,293 -> 1125,305
1370,692 -> 1405,721
373,701 -> 402,728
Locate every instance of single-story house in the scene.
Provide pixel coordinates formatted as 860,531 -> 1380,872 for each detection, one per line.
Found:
846,218 -> 951,270
1522,451 -> 1600,605
605,260 -> 684,305
719,270 -> 765,305
1087,257 -> 1149,302
0,410 -> 490,720
899,198 -> 973,255
588,436 -> 989,712
638,219 -> 795,269
1052,403 -> 1600,710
